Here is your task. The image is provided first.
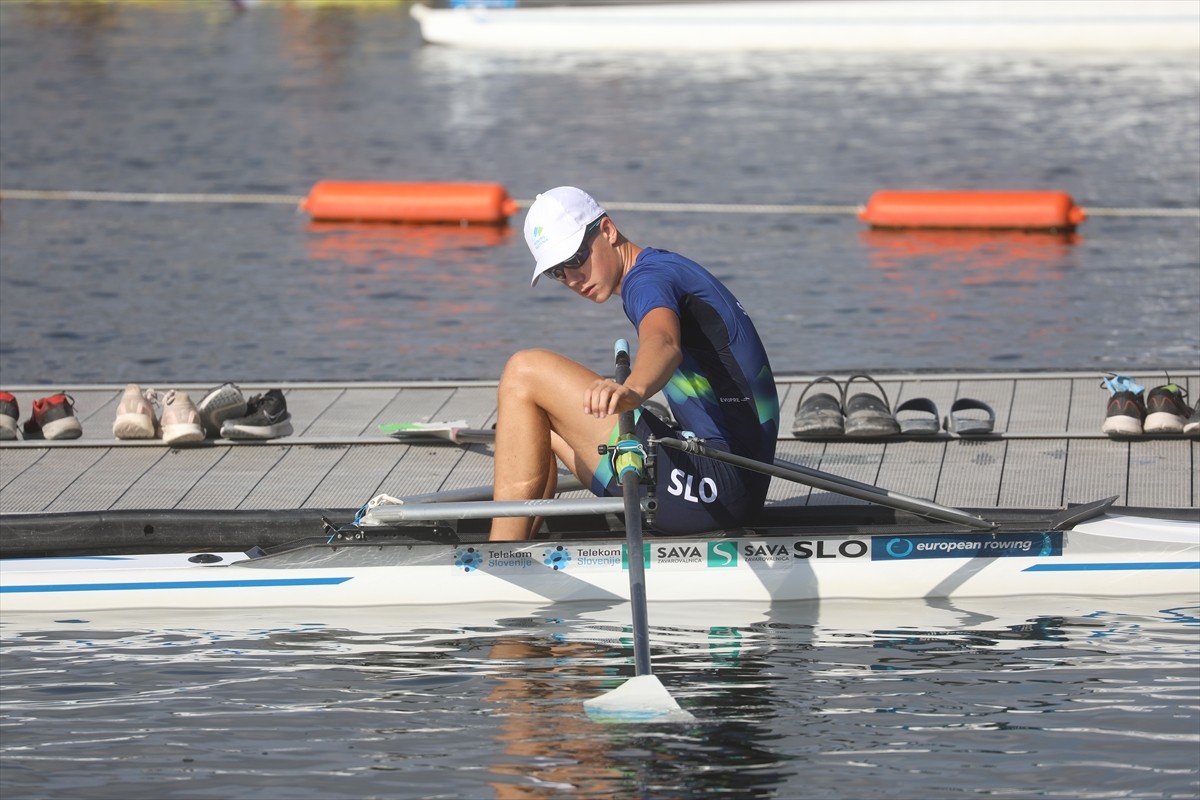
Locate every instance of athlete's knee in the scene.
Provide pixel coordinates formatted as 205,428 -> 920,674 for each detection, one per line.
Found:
499,349 -> 565,395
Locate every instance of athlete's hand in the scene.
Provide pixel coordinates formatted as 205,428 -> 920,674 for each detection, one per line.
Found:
583,378 -> 644,418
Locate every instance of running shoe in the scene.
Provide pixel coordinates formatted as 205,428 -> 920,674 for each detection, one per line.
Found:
23,393 -> 83,440
197,382 -> 246,438
220,389 -> 293,440
0,392 -> 18,440
160,390 -> 205,445
1144,382 -> 1190,434
1184,401 -> 1200,437
112,384 -> 159,440
1100,374 -> 1145,437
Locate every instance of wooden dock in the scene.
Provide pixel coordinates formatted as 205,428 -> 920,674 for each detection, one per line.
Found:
1,372 -> 1197,530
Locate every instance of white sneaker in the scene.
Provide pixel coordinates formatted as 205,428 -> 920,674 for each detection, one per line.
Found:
112,384 -> 160,439
160,390 -> 205,445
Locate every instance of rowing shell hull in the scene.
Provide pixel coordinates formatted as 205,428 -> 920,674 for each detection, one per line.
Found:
2,514 -> 1196,613
409,1 -> 1200,53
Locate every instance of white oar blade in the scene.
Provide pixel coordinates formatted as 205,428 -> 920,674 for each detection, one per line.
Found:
380,420 -> 466,441
380,421 -> 496,444
583,675 -> 695,723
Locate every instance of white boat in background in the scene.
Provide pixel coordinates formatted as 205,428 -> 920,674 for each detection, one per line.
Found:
409,0 -> 1200,53
2,499 -> 1197,613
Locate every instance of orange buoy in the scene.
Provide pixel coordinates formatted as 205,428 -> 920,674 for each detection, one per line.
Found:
300,181 -> 519,224
858,190 -> 1087,231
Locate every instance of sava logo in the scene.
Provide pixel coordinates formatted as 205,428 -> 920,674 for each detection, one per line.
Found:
743,542 -> 791,562
666,469 -> 718,503
708,540 -> 739,568
655,544 -> 705,564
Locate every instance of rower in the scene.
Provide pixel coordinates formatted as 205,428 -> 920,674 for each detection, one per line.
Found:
489,186 -> 780,541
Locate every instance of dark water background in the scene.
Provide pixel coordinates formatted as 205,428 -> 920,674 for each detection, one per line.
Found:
1,3 -> 1198,799
0,0 -> 1197,385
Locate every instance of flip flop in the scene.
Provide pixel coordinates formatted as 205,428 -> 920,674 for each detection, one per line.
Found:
791,377 -> 844,438
841,375 -> 900,437
943,398 -> 996,436
895,397 -> 940,435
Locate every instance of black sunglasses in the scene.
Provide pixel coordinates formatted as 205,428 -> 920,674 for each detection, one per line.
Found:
548,217 -> 604,282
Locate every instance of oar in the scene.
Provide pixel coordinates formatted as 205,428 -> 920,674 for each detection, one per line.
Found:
390,422 -> 995,529
379,421 -> 496,444
583,340 -> 694,723
656,436 -> 997,530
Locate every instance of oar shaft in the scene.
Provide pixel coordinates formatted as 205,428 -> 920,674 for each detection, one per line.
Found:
615,340 -> 653,677
622,470 -> 652,676
384,475 -> 585,505
656,437 -> 997,530
361,496 -> 625,525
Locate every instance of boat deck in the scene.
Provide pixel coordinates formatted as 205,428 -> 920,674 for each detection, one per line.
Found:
2,372 -> 1196,526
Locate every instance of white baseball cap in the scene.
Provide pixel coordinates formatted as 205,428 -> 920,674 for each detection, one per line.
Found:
523,186 -> 606,286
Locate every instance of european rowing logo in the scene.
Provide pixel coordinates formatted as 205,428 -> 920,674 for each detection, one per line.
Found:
873,532 -> 1063,561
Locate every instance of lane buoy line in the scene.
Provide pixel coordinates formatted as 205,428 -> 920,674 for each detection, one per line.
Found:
0,188 -> 1196,218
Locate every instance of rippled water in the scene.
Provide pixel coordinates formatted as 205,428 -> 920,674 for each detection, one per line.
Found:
2,597 -> 1198,799
0,2 -> 1197,383
1,4 -> 1198,798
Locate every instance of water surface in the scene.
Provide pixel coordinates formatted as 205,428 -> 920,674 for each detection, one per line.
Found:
1,2 -> 1197,383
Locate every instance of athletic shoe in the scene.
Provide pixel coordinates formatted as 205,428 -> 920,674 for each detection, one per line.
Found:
1184,401 -> 1200,437
112,384 -> 159,440
220,389 -> 293,440
0,392 -> 19,440
159,390 -> 205,445
1144,382 -> 1190,434
1100,374 -> 1145,436
197,382 -> 246,438
23,393 -> 83,440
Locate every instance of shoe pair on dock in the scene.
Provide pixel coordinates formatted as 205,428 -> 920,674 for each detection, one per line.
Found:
0,392 -> 83,441
113,383 -> 293,443
791,375 -> 996,439
1101,374 -> 1197,437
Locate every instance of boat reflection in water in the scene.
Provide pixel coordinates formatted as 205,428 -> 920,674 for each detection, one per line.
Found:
2,594 -> 1195,796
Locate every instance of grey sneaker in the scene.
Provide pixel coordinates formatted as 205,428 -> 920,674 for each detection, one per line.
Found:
24,393 -> 83,440
160,390 -> 205,446
1144,382 -> 1189,434
221,389 -> 293,440
0,392 -> 19,440
197,382 -> 247,438
1184,401 -> 1200,437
